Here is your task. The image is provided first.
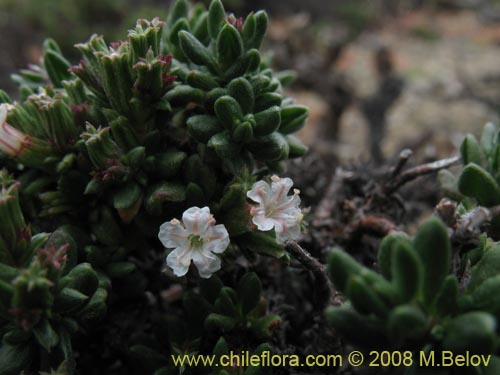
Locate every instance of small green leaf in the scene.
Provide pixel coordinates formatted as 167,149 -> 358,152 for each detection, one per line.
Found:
346,276 -> 389,318
208,0 -> 225,39
442,312 -> 496,354
286,135 -> 308,158
237,232 -> 285,258
471,275 -> 500,317
325,306 -> 387,348
164,84 -> 205,106
113,182 -> 142,209
253,106 -> 281,136
250,11 -> 268,50
54,287 -> 89,314
216,24 -> 244,70
247,132 -> 289,161
387,305 -> 428,345
205,313 -> 237,332
187,115 -> 222,143
458,163 -> 500,206
468,245 -> 500,291
378,231 -> 411,279
481,122 -> 498,156
33,319 -> 59,352
413,218 -> 451,309
434,275 -> 459,318
238,272 -> 262,315
228,77 -> 254,114
105,262 -> 137,278
214,96 -> 243,130
279,106 -> 308,134
391,240 -> 422,302
461,134 -> 483,165
179,31 -> 217,69
168,0 -> 189,24
327,248 -> 363,293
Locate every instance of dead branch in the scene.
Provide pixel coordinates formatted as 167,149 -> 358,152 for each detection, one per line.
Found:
384,155 -> 461,195
285,240 -> 333,310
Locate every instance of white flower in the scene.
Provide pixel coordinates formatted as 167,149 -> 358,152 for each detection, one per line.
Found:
158,206 -> 229,279
247,175 -> 303,244
0,104 -> 29,157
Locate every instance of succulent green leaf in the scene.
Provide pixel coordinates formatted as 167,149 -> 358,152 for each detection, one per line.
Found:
250,11 -> 268,50
61,263 -> 99,298
214,96 -> 243,130
237,272 -> 262,315
481,122 -> 498,156
458,163 -> 500,206
378,231 -> 411,279
286,135 -> 308,158
413,218 -> 451,309
200,274 -> 224,304
325,306 -> 387,348
327,248 -> 363,293
251,314 -> 281,341
150,150 -> 187,179
179,31 -> 217,69
391,240 -> 422,302
105,262 -> 137,278
186,70 -> 219,90
253,106 -> 281,136
471,275 -> 500,317
442,312 -> 496,354
279,106 -> 308,134
216,24 -> 244,70
346,275 -> 389,318
113,182 -> 142,210
145,182 -> 186,215
254,93 -> 282,112
33,319 -> 59,352
247,132 -> 289,161
208,0 -> 226,40
434,275 -> 459,318
205,313 -> 237,332
468,245 -> 500,291
242,13 -> 256,46
168,0 -> 189,24
461,134 -> 483,165
237,232 -> 285,258
387,305 -> 428,345
187,115 -> 223,143
54,287 -> 89,314
228,77 -> 254,114
164,84 -> 205,106
43,50 -> 72,88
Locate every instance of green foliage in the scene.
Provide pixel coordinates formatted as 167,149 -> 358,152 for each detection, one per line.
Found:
0,0 -> 307,372
326,218 -> 500,372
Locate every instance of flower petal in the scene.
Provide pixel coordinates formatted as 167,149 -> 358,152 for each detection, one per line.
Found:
166,246 -> 193,277
247,180 -> 273,205
204,224 -> 230,254
275,222 -> 301,244
158,220 -> 189,248
271,177 -> 293,202
192,250 -> 221,279
251,214 -> 276,231
182,206 -> 214,234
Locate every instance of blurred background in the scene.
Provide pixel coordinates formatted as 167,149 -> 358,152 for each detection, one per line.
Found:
1,0 -> 500,162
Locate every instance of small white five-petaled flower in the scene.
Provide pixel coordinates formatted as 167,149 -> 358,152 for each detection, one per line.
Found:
247,175 -> 303,244
158,206 -> 229,279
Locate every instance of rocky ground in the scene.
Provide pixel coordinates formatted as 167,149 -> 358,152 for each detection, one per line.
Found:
277,9 -> 500,162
